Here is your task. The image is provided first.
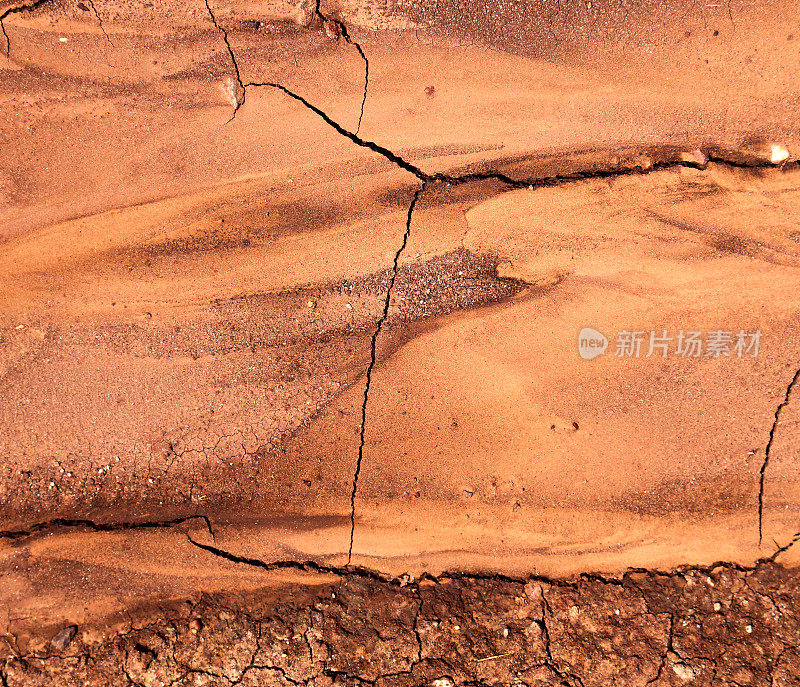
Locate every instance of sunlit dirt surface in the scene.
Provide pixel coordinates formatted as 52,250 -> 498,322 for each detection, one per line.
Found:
2,0 -> 800,682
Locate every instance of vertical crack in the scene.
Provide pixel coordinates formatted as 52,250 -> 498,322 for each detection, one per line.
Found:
645,612 -> 675,685
86,0 -> 112,45
1,0 -> 51,56
313,0 -> 369,134
204,0 -> 246,122
539,593 -> 586,687
352,42 -> 368,134
758,366 -> 800,545
1,17 -> 8,55
347,184 -> 424,565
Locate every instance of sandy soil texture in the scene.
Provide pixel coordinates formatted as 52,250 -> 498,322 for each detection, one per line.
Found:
3,0 -> 800,681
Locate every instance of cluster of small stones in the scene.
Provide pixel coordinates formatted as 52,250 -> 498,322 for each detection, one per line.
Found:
3,561 -> 800,686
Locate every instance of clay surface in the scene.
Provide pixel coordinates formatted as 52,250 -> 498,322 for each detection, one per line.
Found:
2,0 -> 800,682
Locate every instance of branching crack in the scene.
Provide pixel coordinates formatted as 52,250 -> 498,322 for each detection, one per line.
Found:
203,0 -> 798,199
313,0 -> 369,133
7,0 -> 797,592
348,184 -> 424,565
206,0 -> 369,132
540,594 -> 586,687
204,0 -> 246,122
758,366 -> 800,545
645,612 -> 675,686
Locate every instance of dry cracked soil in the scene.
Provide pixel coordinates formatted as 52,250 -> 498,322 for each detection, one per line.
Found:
2,0 -> 800,684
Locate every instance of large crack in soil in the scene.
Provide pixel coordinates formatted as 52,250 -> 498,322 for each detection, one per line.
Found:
0,515 -> 215,542
348,186 -> 424,564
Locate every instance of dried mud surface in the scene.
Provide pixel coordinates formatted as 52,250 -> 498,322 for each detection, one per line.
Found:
4,561 -> 800,687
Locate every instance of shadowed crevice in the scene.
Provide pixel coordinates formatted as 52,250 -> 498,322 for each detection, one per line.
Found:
187,529 -> 800,586
0,515 -> 215,542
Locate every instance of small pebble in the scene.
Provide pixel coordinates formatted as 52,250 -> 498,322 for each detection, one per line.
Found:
680,149 -> 708,167
771,144 -> 790,164
189,618 -> 203,634
672,663 -> 695,680
50,625 -> 78,651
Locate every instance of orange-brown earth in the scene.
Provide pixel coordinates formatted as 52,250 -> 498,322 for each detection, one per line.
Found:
2,0 -> 800,682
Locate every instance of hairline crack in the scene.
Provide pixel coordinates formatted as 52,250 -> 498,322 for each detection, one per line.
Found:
758,366 -> 800,545
347,184 -> 424,565
313,0 -> 369,134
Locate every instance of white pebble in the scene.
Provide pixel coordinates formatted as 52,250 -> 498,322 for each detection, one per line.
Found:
672,663 -> 695,680
771,144 -> 790,164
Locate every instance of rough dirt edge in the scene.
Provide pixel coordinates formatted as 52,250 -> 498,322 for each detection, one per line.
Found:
4,560 -> 800,686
